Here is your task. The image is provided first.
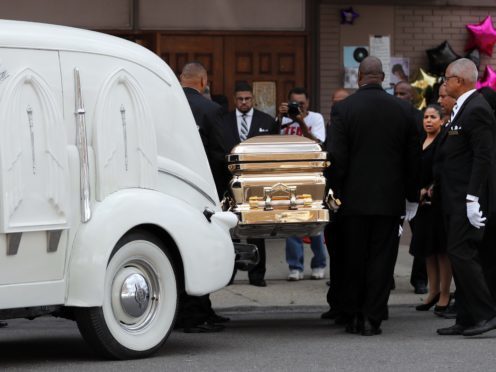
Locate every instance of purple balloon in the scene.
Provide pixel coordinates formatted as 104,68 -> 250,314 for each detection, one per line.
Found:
340,7 -> 359,25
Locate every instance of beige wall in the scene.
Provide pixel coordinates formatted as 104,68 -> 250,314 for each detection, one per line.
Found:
0,0 -> 131,29
0,0 -> 305,31
319,3 -> 496,117
139,0 -> 306,30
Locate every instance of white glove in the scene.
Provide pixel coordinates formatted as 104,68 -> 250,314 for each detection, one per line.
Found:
467,201 -> 486,228
398,224 -> 403,237
404,200 -> 419,221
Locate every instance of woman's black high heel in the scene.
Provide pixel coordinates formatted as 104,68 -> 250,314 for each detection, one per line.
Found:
415,293 -> 440,311
434,295 -> 452,313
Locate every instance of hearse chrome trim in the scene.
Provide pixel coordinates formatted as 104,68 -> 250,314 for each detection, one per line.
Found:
74,68 -> 92,223
158,168 -> 216,206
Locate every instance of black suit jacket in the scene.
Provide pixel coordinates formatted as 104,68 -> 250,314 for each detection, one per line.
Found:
222,109 -> 278,152
183,87 -> 230,198
327,84 -> 421,216
434,91 -> 496,215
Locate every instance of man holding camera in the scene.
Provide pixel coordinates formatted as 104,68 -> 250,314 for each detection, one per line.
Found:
278,87 -> 327,281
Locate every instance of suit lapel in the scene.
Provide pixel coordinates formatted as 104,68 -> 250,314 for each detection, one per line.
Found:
439,91 -> 479,146
247,110 -> 259,138
230,111 -> 241,143
450,91 -> 478,125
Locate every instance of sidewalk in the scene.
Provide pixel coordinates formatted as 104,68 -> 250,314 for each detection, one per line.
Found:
212,226 -> 426,311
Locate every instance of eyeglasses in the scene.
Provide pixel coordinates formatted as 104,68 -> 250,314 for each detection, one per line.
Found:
442,75 -> 459,83
236,97 -> 252,102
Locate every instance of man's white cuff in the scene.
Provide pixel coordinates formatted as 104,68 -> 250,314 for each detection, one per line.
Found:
466,194 -> 479,202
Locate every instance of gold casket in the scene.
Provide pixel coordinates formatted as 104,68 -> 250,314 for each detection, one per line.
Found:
225,135 -> 333,239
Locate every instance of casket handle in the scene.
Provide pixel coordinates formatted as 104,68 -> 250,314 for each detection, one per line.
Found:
262,183 -> 298,211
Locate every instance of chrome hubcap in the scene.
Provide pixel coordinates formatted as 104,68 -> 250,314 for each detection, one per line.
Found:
120,273 -> 150,317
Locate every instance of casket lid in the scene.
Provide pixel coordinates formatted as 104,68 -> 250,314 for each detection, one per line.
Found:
230,135 -> 323,155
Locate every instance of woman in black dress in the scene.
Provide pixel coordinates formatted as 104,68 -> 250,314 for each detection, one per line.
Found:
412,104 -> 452,312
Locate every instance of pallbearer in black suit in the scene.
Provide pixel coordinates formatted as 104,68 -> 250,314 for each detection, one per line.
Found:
435,59 -> 496,337
223,82 -> 278,287
327,56 -> 421,336
175,62 -> 230,333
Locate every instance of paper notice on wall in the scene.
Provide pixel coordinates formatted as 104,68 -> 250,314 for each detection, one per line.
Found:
369,35 -> 391,89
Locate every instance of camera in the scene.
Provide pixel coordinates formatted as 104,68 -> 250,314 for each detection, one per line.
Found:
287,101 -> 301,117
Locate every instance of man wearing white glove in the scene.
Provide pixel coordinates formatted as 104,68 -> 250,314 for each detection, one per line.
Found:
404,200 -> 419,222
466,196 -> 486,229
434,58 -> 496,337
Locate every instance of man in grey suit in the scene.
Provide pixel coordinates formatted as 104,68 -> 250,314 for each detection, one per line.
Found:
223,82 -> 278,287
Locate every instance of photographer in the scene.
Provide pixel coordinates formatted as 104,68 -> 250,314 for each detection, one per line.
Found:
278,87 -> 326,144
278,87 -> 327,281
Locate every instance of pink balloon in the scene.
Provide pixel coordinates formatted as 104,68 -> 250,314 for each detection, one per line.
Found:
466,16 -> 496,56
476,65 -> 496,90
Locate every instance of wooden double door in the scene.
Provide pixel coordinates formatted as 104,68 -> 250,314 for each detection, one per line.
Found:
159,34 -> 307,113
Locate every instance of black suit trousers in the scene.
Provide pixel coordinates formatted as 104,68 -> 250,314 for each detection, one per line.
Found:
340,215 -> 399,323
480,218 -> 496,301
444,214 -> 496,325
247,238 -> 266,282
325,216 -> 344,311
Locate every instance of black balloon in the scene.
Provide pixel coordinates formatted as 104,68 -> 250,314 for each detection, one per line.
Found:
426,40 -> 460,76
465,49 -> 481,69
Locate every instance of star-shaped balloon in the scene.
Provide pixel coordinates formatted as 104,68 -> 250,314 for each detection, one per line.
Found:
466,16 -> 496,56
340,7 -> 359,25
465,49 -> 481,69
426,40 -> 460,75
476,65 -> 496,90
411,68 -> 438,109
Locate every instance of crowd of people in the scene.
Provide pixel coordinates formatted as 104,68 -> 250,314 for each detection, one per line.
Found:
175,57 -> 496,339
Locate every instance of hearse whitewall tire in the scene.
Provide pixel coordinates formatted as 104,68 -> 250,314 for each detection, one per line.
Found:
75,231 -> 178,359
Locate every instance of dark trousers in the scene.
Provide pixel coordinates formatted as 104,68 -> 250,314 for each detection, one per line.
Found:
445,214 -> 496,326
231,238 -> 266,283
410,256 -> 428,287
247,238 -> 266,282
340,215 -> 399,323
176,294 -> 214,328
408,220 -> 428,288
325,216 -> 344,311
479,217 -> 496,302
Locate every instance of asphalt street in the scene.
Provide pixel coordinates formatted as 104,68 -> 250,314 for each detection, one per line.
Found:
1,306 -> 496,371
1,230 -> 495,370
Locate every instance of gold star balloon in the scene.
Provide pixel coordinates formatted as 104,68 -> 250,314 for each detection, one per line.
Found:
411,68 -> 438,109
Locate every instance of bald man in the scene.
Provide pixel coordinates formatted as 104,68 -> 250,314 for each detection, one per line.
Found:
180,62 -> 229,199
434,58 -> 496,336
176,62 -> 230,333
327,56 -> 421,336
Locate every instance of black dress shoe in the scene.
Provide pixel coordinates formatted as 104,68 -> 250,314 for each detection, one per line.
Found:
414,283 -> 428,294
321,308 -> 340,320
437,323 -> 466,336
345,315 -> 363,334
0,321 -> 7,328
249,279 -> 267,287
462,316 -> 496,336
361,319 -> 382,336
207,314 -> 230,324
415,293 -> 440,311
184,323 -> 225,333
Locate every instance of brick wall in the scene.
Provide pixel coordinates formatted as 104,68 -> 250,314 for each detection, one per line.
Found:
319,4 -> 496,116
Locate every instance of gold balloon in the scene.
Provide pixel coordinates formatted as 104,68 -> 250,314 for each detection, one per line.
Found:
411,68 -> 438,109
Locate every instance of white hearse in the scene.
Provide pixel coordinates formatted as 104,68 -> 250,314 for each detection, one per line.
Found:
0,20 -> 240,359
